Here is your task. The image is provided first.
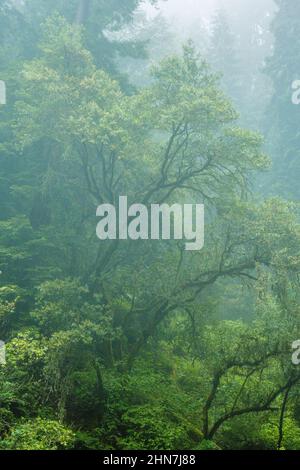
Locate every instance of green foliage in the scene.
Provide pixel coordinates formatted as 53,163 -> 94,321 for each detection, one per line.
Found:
259,417 -> 300,450
0,418 -> 75,450
0,2 -> 300,452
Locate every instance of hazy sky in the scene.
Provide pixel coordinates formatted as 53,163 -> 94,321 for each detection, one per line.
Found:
145,0 -> 222,23
157,0 -> 219,19
144,0 -> 276,29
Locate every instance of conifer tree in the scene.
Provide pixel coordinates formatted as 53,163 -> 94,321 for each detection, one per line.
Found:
265,0 -> 300,199
209,8 -> 242,107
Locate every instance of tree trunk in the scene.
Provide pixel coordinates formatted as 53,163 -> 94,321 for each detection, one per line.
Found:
75,0 -> 91,24
277,385 -> 291,450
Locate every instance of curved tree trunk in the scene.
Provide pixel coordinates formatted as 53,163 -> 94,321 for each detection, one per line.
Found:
277,385 -> 291,450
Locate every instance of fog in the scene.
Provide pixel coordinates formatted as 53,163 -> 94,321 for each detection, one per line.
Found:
146,0 -> 219,22
145,0 -> 276,27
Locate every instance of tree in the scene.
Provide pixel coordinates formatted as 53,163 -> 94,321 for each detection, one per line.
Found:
19,0 -> 159,80
1,8 -> 300,451
208,2 -> 275,131
209,9 -> 242,108
11,17 -> 277,363
264,0 -> 300,199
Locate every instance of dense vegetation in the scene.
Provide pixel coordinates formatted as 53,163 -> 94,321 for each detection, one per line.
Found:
0,0 -> 300,450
